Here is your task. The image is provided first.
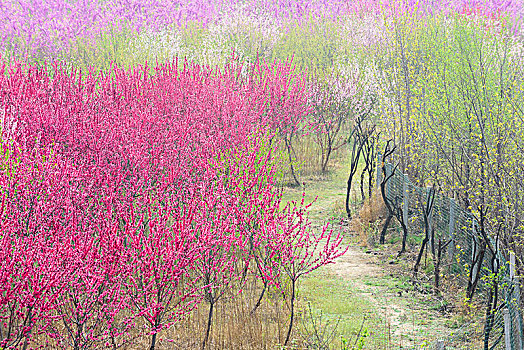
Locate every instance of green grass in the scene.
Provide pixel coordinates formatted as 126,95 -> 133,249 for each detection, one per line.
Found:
280,154 -> 396,349
279,153 -> 392,349
361,275 -> 412,293
297,269 -> 389,349
280,146 -> 369,224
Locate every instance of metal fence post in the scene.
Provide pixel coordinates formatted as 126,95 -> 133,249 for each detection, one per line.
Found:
403,174 -> 408,230
504,308 -> 513,350
515,277 -> 524,350
376,152 -> 382,189
511,252 -> 516,281
509,251 -> 523,350
448,197 -> 456,259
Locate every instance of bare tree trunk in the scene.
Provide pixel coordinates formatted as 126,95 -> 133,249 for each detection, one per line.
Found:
321,142 -> 333,173
284,138 -> 300,186
346,138 -> 365,219
150,332 -> 158,350
284,280 -> 297,346
415,187 -> 435,279
251,283 -> 266,314
397,217 -> 409,257
346,166 -> 359,219
379,213 -> 393,244
378,141 -> 397,244
367,162 -> 374,199
414,236 -> 429,279
360,161 -> 369,202
483,254 -> 499,350
466,242 -> 486,300
22,309 -> 32,350
202,302 -> 214,350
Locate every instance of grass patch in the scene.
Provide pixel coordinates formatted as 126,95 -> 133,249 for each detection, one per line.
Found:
298,269 -> 390,349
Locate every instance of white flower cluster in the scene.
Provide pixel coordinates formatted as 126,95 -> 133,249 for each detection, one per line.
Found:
199,1 -> 283,64
127,28 -> 185,63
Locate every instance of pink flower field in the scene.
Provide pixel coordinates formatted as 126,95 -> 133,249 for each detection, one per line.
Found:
2,0 -> 524,349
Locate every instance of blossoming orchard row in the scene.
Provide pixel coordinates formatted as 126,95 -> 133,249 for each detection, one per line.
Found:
2,0 -> 521,72
0,55 -> 346,349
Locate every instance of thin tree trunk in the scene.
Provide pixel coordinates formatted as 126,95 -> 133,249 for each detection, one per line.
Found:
346,171 -> 357,219
202,302 -> 214,350
150,316 -> 162,350
321,145 -> 333,173
379,213 -> 393,244
346,132 -> 366,219
483,287 -> 494,350
483,261 -> 498,349
430,220 -> 436,257
397,218 -> 408,257
367,166 -> 374,199
284,138 -> 300,186
241,260 -> 250,284
150,332 -> 158,350
378,140 -> 396,244
251,283 -> 267,314
74,323 -> 83,350
360,164 -> 368,202
22,309 -> 32,350
22,336 -> 30,350
284,280 -> 296,346
466,243 -> 486,300
414,237 -> 429,278
110,332 -> 118,350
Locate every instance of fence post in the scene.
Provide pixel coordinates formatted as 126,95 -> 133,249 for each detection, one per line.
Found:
509,251 -> 523,350
448,198 -> 456,259
376,152 -> 382,189
504,308 -> 513,350
515,278 -> 524,350
403,174 -> 408,229
511,252 -> 516,281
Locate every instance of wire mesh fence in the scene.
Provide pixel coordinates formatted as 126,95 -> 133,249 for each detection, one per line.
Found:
378,161 -> 523,349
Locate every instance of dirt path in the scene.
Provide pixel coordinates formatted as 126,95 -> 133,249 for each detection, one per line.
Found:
283,165 -> 456,349
329,242 -> 447,348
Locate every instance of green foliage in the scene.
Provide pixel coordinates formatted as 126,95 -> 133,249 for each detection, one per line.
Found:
269,15 -> 346,79
375,10 -> 524,246
20,12 -> 361,80
66,20 -> 137,72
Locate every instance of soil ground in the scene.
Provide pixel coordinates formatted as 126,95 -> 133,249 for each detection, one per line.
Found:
282,162 -> 478,349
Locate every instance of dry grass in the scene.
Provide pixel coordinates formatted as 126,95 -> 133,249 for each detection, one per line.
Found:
168,283 -> 290,350
26,275 -> 299,350
275,133 -> 348,187
350,190 -> 387,246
